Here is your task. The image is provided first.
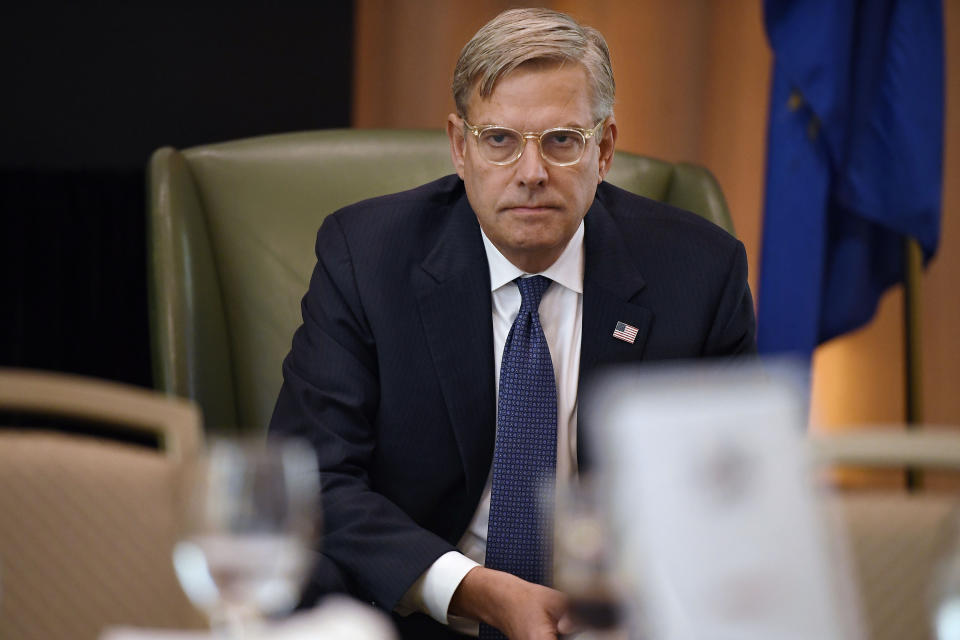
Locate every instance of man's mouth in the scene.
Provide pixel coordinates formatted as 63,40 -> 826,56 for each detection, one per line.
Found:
502,204 -> 559,213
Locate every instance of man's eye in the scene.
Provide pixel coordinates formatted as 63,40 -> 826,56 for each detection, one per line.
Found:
484,132 -> 513,146
546,132 -> 576,146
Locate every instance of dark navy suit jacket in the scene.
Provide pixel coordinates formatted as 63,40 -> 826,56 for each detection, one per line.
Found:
268,174 -> 756,638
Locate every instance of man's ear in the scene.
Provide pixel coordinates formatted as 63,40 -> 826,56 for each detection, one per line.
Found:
447,113 -> 467,179
597,116 -> 618,183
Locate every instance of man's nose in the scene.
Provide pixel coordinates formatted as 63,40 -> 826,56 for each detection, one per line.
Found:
515,137 -> 549,186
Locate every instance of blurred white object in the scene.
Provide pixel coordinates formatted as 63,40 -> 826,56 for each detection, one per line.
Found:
273,596 -> 399,639
932,520 -> 960,640
100,595 -> 398,640
586,360 -> 862,640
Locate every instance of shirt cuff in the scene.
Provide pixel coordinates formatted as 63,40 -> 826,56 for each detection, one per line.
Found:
396,551 -> 480,625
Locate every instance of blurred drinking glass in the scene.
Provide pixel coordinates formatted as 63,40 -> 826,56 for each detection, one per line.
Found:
172,437 -> 320,637
553,476 -> 628,639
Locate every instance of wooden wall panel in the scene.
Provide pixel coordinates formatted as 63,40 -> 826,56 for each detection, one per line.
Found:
697,2 -> 770,295
552,0 -> 711,163
353,1 -> 960,433
354,0 -> 513,128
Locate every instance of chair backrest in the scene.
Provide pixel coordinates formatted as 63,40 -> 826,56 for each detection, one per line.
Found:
148,128 -> 734,432
0,368 -> 201,460
809,428 -> 960,640
0,369 -> 206,639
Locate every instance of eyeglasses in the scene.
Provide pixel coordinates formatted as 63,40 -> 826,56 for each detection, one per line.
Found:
461,117 -> 605,167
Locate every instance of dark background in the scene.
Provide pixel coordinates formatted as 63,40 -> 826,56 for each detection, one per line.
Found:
0,3 -> 354,388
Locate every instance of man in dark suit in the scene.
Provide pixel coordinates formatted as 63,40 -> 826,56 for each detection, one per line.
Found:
269,7 -> 755,639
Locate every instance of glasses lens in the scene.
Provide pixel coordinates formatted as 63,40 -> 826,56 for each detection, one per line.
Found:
541,129 -> 586,165
477,128 -> 522,163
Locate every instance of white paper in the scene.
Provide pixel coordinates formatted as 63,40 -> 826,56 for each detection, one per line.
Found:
100,595 -> 398,640
586,361 -> 862,640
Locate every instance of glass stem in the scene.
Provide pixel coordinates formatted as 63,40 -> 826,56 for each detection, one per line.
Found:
211,602 -> 261,640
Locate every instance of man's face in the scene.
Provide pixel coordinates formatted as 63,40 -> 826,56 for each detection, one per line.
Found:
447,62 -> 617,273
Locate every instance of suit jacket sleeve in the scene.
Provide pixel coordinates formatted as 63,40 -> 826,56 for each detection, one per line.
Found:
269,213 -> 457,611
702,239 -> 757,357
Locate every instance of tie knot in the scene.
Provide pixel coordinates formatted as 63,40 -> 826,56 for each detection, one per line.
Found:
516,276 -> 551,312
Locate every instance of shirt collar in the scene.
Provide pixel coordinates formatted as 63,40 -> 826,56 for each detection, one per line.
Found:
480,220 -> 585,294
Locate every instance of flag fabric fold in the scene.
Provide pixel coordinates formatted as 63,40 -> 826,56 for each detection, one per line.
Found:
758,0 -> 944,355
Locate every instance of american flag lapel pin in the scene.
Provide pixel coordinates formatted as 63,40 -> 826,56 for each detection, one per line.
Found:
612,321 -> 639,344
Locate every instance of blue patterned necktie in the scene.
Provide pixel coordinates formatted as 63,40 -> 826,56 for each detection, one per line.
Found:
481,275 -> 557,640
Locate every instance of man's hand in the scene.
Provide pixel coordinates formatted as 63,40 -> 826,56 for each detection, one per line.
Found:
449,566 -> 576,639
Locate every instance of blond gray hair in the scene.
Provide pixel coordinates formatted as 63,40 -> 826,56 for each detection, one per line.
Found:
452,8 -> 615,121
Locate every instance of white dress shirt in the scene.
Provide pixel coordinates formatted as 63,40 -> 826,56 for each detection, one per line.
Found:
397,221 -> 585,634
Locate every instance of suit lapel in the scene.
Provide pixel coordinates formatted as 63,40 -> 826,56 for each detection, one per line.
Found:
578,196 -> 653,470
415,194 -> 495,498
580,197 -> 652,372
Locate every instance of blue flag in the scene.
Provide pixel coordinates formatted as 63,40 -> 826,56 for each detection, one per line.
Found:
758,0 -> 944,356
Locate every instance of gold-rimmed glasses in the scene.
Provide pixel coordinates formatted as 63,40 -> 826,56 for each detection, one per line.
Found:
462,117 -> 605,167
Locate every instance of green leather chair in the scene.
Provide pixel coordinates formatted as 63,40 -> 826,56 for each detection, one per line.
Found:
147,129 -> 733,432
